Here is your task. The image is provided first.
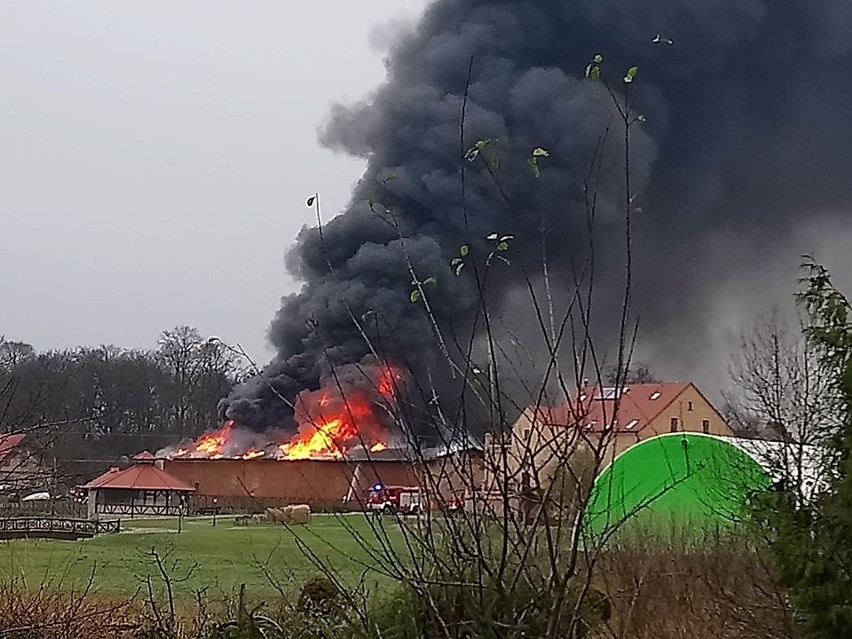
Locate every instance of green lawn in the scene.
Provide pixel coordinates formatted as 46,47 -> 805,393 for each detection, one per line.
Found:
0,515 -> 405,598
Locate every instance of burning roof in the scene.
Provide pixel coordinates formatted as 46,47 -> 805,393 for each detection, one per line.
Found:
158,364 -> 405,461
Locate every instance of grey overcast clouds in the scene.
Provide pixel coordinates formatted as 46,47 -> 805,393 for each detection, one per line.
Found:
0,1 -> 429,362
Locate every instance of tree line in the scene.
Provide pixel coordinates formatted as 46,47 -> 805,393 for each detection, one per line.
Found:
0,326 -> 242,487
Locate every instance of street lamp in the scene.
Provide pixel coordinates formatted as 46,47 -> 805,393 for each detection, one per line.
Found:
212,498 -> 218,526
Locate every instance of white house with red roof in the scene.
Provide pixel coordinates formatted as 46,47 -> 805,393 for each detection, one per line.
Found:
83,451 -> 195,518
484,382 -> 734,495
0,433 -> 53,494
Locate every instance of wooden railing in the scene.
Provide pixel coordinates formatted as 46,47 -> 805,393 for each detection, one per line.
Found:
0,517 -> 120,540
0,500 -> 86,518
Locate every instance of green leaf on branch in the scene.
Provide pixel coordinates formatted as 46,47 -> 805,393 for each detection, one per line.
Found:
410,290 -> 421,304
532,148 -> 550,158
460,245 -> 469,257
497,242 -> 509,252
624,66 -> 638,84
424,276 -> 437,285
465,139 -> 492,163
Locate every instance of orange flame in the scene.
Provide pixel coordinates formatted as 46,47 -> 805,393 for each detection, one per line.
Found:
279,417 -> 359,460
377,368 -> 397,398
194,422 -> 233,456
165,365 -> 402,461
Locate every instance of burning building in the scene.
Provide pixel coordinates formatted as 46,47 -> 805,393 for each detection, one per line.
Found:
158,437 -> 483,512
156,364 -> 483,510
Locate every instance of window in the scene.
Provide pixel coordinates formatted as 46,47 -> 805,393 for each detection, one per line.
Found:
650,391 -> 662,400
670,417 -> 679,432
523,429 -> 531,440
625,419 -> 640,430
702,419 -> 710,434
687,401 -> 694,412
595,387 -> 625,400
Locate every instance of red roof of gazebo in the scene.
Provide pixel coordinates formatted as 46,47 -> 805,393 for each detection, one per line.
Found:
84,464 -> 195,492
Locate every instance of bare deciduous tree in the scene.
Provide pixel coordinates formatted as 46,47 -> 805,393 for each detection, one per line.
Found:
725,315 -> 836,505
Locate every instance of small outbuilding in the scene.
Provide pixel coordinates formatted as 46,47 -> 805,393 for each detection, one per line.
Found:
84,452 -> 195,518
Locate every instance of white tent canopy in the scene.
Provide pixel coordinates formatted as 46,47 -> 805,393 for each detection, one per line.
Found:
718,436 -> 830,502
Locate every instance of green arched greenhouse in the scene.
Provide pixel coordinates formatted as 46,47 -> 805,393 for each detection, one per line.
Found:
584,433 -> 821,539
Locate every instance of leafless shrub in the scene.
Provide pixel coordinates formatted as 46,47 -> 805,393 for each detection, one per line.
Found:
0,574 -> 136,639
596,541 -> 795,639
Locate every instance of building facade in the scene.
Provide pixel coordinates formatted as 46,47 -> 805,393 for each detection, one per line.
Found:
162,445 -> 485,513
483,382 -> 734,501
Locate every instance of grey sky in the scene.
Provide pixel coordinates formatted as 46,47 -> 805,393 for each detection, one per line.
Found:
0,1 -> 429,362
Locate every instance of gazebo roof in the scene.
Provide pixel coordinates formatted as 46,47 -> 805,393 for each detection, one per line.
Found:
83,464 -> 195,492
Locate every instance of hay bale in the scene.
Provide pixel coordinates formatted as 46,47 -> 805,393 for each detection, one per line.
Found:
265,507 -> 286,523
282,504 -> 311,525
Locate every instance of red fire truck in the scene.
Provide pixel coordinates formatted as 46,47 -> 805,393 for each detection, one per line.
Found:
366,484 -> 422,515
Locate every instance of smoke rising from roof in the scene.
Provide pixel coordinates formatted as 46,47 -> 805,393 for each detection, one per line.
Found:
222,0 -> 852,431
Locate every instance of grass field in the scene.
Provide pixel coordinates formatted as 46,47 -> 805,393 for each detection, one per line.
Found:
0,515 -> 404,598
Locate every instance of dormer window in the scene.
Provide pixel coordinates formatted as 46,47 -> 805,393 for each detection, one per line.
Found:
625,419 -> 640,430
650,391 -> 662,400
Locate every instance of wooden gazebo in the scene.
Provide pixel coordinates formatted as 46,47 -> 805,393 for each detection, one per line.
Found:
84,452 -> 194,518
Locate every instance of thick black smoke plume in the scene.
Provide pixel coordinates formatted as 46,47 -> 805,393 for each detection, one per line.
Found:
223,0 -> 852,431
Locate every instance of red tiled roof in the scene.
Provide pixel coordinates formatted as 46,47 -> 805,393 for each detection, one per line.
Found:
132,451 -> 156,461
532,383 -> 693,433
84,464 -> 195,492
0,434 -> 26,463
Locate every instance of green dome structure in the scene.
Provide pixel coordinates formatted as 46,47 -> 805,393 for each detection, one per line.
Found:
585,433 -> 772,539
